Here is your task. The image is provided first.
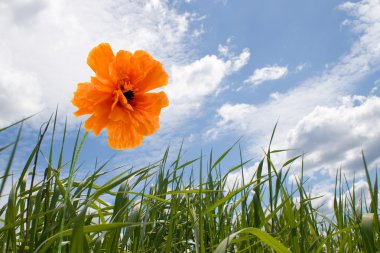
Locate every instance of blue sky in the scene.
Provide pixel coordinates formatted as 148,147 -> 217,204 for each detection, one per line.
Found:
1,0 -> 380,211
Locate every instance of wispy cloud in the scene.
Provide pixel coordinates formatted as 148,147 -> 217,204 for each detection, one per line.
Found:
244,65 -> 288,86
295,63 -> 307,72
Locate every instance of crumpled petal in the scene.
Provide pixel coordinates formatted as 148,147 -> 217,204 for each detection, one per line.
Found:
83,98 -> 113,135
71,82 -> 112,116
131,92 -> 169,136
107,121 -> 144,149
132,51 -> 169,93
109,50 -> 133,84
91,76 -> 115,93
87,43 -> 115,81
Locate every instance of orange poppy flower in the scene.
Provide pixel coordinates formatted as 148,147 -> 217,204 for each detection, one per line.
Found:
71,43 -> 169,149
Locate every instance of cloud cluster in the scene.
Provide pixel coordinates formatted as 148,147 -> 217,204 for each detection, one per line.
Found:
287,96 -> 380,176
210,0 -> 380,178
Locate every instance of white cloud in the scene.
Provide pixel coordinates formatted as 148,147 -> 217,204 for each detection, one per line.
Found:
244,65 -> 288,86
0,64 -> 43,124
168,56 -> 228,104
370,78 -> 380,95
213,103 -> 257,134
163,47 -> 250,125
230,48 -> 250,72
269,92 -> 281,101
218,44 -> 229,57
287,96 -> 380,176
295,63 -> 307,72
0,0 -> 198,127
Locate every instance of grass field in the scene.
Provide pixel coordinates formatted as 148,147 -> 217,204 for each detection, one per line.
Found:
0,114 -> 379,252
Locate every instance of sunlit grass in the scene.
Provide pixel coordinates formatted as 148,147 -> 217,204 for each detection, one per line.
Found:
0,113 -> 379,252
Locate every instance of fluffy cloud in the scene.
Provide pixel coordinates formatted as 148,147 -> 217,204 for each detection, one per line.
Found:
0,64 -> 43,124
206,104 -> 257,139
287,96 -> 380,175
163,48 -> 250,125
244,65 -> 288,86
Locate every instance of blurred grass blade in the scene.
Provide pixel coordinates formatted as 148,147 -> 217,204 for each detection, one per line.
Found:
0,113 -> 36,132
361,213 -> 376,253
215,227 -> 291,253
0,123 -> 22,195
0,142 -> 15,153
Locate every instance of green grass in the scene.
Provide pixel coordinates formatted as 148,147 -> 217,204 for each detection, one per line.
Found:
0,114 -> 379,253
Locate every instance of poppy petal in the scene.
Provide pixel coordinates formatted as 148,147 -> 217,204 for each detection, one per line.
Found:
72,83 -> 94,116
129,92 -> 169,135
133,91 -> 169,115
133,51 -> 169,93
109,105 -> 134,122
83,98 -> 113,135
87,43 -> 115,80
84,114 -> 108,136
72,82 -> 113,116
107,121 -> 144,149
91,76 -> 115,93
109,50 -> 133,84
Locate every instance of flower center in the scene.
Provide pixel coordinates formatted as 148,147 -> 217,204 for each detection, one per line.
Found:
117,78 -> 134,102
123,90 -> 134,101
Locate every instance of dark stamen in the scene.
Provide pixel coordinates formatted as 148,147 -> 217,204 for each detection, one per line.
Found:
123,90 -> 134,101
